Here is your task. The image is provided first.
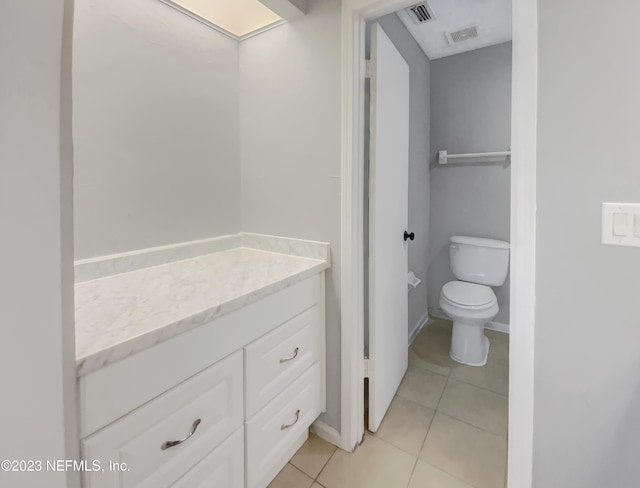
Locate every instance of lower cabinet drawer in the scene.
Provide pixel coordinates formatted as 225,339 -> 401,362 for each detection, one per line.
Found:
171,427 -> 244,488
82,351 -> 243,488
245,362 -> 321,488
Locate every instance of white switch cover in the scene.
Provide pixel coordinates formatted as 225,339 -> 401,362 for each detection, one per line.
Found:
602,203 -> 640,247
612,213 -> 628,236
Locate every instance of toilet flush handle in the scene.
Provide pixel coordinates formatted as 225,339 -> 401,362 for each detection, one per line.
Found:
404,231 -> 415,241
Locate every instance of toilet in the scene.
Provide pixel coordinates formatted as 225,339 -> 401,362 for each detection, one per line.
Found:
439,236 -> 510,366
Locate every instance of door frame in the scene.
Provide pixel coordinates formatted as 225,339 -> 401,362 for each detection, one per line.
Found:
339,1 -> 538,487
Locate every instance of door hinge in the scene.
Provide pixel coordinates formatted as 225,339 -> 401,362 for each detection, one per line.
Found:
365,59 -> 372,79
363,357 -> 370,378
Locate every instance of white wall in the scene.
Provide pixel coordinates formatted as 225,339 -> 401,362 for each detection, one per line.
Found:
0,1 -> 79,487
239,0 -> 342,429
533,1 -> 640,486
73,0 -> 241,259
367,14 -> 431,338
428,42 -> 512,324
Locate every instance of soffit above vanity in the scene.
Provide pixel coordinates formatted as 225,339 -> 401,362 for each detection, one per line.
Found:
159,0 -> 308,41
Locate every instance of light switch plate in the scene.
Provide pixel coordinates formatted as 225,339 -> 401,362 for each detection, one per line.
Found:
602,203 -> 640,247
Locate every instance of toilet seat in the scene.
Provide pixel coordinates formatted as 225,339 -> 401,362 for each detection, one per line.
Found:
441,281 -> 496,309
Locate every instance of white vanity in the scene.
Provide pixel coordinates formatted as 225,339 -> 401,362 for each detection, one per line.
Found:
74,234 -> 330,488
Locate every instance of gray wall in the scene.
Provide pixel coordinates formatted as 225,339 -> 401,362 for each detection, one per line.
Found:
0,1 -> 79,486
371,14 -> 431,338
239,0 -> 342,430
533,1 -> 640,486
73,0 -> 241,259
428,43 -> 512,324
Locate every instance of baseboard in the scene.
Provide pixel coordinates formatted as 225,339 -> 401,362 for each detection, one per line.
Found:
428,307 -> 448,320
485,321 -> 510,334
429,307 -> 510,334
408,310 -> 430,345
311,419 -> 348,451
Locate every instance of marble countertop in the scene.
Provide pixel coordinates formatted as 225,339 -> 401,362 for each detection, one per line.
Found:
75,247 -> 328,376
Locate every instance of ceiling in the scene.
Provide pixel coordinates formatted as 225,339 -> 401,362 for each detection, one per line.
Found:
396,0 -> 512,60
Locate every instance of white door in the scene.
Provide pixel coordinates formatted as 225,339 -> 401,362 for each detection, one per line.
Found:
368,23 -> 410,432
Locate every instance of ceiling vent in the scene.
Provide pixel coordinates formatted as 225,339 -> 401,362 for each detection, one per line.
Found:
447,25 -> 479,43
407,2 -> 435,24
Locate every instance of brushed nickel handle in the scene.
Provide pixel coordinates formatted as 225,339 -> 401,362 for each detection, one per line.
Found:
161,419 -> 201,450
281,409 -> 300,430
280,347 -> 299,364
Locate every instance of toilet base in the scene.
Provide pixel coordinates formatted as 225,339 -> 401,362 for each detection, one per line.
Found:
449,322 -> 490,367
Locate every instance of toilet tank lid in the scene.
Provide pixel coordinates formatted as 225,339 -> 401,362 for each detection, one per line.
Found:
450,236 -> 510,249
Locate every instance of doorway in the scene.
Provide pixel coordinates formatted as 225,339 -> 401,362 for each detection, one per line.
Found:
340,1 -> 538,487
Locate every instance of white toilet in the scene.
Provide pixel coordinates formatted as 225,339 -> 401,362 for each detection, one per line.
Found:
439,236 -> 510,366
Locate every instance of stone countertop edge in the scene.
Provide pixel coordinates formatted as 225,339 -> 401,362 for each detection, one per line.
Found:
75,249 -> 329,377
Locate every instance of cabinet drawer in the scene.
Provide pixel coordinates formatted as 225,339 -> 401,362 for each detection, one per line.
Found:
171,427 -> 244,488
246,362 -> 321,488
82,351 -> 243,488
245,306 -> 319,417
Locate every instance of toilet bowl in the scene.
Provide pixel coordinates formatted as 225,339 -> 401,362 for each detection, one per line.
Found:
440,281 -> 499,366
440,236 -> 510,367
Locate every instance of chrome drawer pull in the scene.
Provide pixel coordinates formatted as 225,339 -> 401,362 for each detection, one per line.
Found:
161,419 -> 202,450
280,347 -> 299,364
281,409 -> 300,430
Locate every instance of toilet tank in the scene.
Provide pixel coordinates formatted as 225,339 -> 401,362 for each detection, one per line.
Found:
449,236 -> 510,286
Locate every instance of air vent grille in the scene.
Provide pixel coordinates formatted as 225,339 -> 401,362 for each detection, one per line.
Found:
448,26 -> 479,43
407,2 -> 435,24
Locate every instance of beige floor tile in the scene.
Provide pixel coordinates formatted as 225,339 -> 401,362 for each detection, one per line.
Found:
318,434 -> 416,488
449,357 -> 509,396
290,433 -> 337,479
268,463 -> 314,488
484,336 -> 509,367
485,329 -> 509,345
397,367 -> 448,409
409,347 -> 451,377
373,395 -> 435,456
420,413 -> 507,488
410,319 -> 459,371
311,484 -> 325,488
437,380 -> 508,438
408,461 -> 475,488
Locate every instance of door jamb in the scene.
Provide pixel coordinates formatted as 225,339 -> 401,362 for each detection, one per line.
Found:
339,2 -> 538,487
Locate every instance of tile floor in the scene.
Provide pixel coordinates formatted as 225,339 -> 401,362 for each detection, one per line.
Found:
269,317 -> 509,488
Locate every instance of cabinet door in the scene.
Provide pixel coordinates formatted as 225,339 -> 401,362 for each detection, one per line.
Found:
82,351 -> 243,488
171,428 -> 244,488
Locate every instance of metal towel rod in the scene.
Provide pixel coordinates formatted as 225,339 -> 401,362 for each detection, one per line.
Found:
438,149 -> 511,165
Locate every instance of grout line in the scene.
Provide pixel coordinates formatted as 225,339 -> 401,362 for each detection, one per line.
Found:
314,447 -> 337,483
407,359 -> 450,381
406,457 -> 420,488
287,462 -> 315,483
417,375 -> 448,452
414,414 -> 435,471
424,461 -> 482,488
369,429 -> 422,459
434,373 -> 449,411
446,375 -> 510,398
435,410 -> 508,440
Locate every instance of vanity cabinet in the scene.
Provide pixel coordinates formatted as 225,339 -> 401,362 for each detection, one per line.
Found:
79,273 -> 325,488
